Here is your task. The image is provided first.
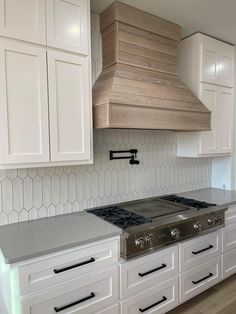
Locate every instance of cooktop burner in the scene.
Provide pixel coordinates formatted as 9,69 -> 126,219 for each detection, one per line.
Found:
88,206 -> 152,229
160,195 -> 216,209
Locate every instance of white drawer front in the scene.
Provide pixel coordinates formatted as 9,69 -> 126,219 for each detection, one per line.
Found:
21,266 -> 119,314
179,231 -> 221,272
18,238 -> 119,296
222,249 -> 236,279
180,256 -> 221,303
120,245 -> 178,299
225,205 -> 236,224
121,277 -> 178,314
222,223 -> 236,253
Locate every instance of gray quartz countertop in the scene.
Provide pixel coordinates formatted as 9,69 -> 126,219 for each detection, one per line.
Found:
0,211 -> 122,264
178,188 -> 236,207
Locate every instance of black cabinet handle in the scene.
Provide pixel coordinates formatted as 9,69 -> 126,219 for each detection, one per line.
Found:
138,264 -> 167,277
54,292 -> 95,312
192,272 -> 213,285
192,245 -> 214,255
53,258 -> 95,274
139,296 -> 167,312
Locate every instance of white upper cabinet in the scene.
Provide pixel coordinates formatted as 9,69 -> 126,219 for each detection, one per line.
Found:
199,84 -> 217,155
200,34 -> 234,87
216,87 -> 233,154
46,0 -> 89,54
0,0 -> 46,44
0,39 -> 50,164
177,33 -> 234,157
0,0 -> 92,168
48,50 -> 91,162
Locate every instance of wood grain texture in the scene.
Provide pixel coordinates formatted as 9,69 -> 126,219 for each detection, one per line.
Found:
93,2 -> 211,131
100,1 -> 181,41
167,275 -> 236,314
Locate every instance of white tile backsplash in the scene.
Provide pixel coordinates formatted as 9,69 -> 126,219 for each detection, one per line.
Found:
0,14 -> 212,225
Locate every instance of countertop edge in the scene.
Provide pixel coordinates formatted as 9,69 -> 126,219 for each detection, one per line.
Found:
3,230 -> 122,264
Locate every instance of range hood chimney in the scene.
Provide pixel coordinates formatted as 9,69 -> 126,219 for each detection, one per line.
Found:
92,2 -> 211,131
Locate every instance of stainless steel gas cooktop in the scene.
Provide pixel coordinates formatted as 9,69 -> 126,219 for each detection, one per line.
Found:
88,195 -> 227,260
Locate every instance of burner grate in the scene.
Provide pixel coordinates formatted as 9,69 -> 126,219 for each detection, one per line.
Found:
88,206 -> 152,229
160,195 -> 216,209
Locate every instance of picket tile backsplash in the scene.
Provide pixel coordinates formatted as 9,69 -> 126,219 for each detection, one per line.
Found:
0,14 -> 212,225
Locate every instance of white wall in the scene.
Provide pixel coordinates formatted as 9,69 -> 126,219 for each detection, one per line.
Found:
0,14 -> 212,226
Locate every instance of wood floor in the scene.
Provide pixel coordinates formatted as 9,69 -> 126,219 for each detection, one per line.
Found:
168,275 -> 236,314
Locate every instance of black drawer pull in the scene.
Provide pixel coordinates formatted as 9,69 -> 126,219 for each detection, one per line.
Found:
192,272 -> 213,285
192,245 -> 214,255
138,264 -> 167,277
139,296 -> 167,312
54,292 -> 95,312
53,257 -> 95,274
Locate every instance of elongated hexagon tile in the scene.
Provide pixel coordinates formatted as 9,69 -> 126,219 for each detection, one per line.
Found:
48,205 -> 56,217
13,177 -> 23,213
2,178 -> 13,214
33,176 -> 42,209
51,175 -> 60,206
68,173 -> 76,203
24,177 -> 33,211
19,209 -> 28,222
0,212 -> 8,225
8,210 -> 18,224
29,207 -> 38,220
42,175 -> 51,207
17,169 -> 28,180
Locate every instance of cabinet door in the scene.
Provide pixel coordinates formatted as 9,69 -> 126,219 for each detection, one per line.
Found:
47,50 -> 92,162
0,0 -> 46,44
46,0 -> 89,54
216,87 -> 233,154
0,39 -> 50,164
200,40 -> 218,85
199,84 -> 217,155
218,44 -> 234,87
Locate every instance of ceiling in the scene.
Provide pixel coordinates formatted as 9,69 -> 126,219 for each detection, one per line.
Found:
91,0 -> 236,45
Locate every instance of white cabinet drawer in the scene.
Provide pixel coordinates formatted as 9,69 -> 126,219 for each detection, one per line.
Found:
18,238 -> 119,296
222,249 -> 236,279
179,256 -> 221,303
222,223 -> 236,253
121,277 -> 178,314
120,245 -> 178,299
225,205 -> 236,224
179,230 -> 221,272
21,266 -> 119,314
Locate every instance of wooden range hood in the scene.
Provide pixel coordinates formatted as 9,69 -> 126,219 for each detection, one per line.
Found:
92,2 -> 211,131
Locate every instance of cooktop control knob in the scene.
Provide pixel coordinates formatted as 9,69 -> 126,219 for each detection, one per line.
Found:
171,228 -> 181,239
215,216 -> 223,224
145,233 -> 154,247
193,222 -> 203,232
207,217 -> 214,225
135,237 -> 146,249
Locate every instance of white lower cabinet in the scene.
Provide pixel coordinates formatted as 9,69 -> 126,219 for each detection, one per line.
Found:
222,249 -> 236,279
120,246 -> 178,299
222,223 -> 236,252
121,277 -> 178,314
222,205 -> 236,280
179,230 -> 221,272
179,256 -> 221,303
21,266 -> 118,314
